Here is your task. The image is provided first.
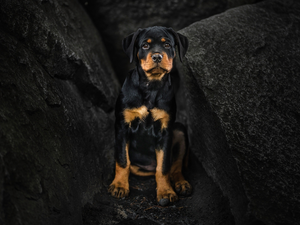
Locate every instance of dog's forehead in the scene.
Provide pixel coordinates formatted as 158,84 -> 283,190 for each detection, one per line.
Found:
138,27 -> 175,43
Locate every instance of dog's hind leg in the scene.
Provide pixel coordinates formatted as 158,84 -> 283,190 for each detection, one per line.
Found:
170,122 -> 192,196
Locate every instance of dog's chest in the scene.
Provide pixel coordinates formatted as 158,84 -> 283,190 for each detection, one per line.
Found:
143,89 -> 159,109
123,91 -> 171,131
121,71 -> 176,131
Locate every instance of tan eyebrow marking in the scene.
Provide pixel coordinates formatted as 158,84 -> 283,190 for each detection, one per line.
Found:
147,39 -> 152,43
161,37 -> 166,42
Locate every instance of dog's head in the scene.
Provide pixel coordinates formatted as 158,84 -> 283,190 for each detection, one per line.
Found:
122,26 -> 188,81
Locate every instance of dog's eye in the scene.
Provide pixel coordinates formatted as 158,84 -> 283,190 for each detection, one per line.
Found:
142,43 -> 150,50
164,43 -> 171,49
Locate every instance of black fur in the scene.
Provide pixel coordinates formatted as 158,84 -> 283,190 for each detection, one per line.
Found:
115,26 -> 188,175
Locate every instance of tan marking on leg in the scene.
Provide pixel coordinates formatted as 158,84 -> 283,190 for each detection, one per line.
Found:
155,150 -> 178,203
171,130 -> 192,196
123,105 -> 149,126
108,144 -> 131,198
130,165 -> 155,176
151,108 -> 170,130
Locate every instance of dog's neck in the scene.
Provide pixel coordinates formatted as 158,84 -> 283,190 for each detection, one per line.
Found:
133,65 -> 171,109
136,65 -> 171,90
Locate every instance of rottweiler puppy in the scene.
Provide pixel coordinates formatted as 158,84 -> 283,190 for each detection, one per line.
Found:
108,26 -> 191,206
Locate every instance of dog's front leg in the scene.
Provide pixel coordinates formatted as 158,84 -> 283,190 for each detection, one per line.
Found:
108,125 -> 130,198
155,133 -> 178,206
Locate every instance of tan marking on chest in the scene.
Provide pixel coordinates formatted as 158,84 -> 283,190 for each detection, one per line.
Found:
123,106 -> 149,126
151,108 -> 170,130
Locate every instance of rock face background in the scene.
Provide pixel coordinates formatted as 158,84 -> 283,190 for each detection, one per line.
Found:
178,0 -> 300,224
1,0 -> 300,225
0,0 -> 118,224
79,0 -> 261,82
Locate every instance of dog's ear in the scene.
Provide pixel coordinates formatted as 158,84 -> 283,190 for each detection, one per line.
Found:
168,28 -> 189,62
122,28 -> 142,63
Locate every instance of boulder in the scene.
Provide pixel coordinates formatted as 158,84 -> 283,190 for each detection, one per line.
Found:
0,0 -> 118,224
178,0 -> 300,224
79,0 -> 261,82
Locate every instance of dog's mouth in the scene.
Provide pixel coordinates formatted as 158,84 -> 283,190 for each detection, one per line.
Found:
146,67 -> 168,76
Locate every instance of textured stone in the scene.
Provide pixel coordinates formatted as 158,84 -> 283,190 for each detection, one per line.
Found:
178,0 -> 300,224
79,0 -> 261,82
0,0 -> 118,224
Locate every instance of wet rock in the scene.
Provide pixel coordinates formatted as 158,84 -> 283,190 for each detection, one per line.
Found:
0,0 -> 118,224
178,0 -> 300,224
79,0 -> 261,82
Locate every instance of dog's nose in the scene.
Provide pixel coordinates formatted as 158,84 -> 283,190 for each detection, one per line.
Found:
152,54 -> 163,63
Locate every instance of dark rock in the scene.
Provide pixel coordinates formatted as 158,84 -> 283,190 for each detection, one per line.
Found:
178,0 -> 300,224
79,0 -> 261,83
82,154 -> 235,225
0,0 -> 118,224
115,218 -> 160,225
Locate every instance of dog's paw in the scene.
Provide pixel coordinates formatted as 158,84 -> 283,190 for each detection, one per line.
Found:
108,182 -> 130,198
157,188 -> 178,206
174,180 -> 192,196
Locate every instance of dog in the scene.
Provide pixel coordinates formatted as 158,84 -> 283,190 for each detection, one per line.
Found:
108,26 -> 191,206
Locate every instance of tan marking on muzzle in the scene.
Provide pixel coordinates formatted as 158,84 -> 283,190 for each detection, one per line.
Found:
140,52 -> 173,81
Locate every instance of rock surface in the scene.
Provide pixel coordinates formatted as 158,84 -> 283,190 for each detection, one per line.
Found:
79,0 -> 261,82
0,0 -> 118,224
2,0 -> 300,225
82,154 -> 235,225
178,0 -> 300,224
